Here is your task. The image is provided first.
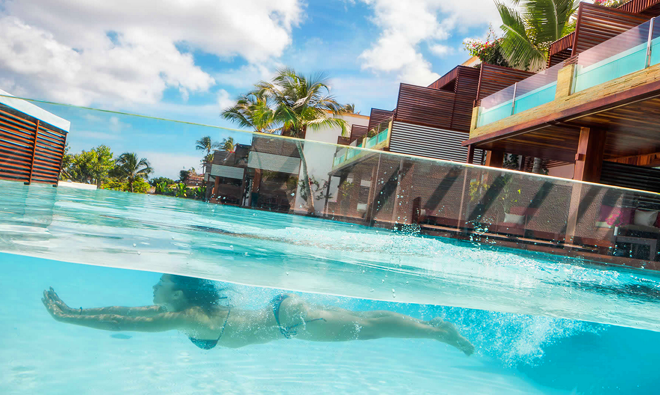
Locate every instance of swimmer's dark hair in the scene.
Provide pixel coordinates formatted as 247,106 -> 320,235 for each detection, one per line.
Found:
169,275 -> 227,313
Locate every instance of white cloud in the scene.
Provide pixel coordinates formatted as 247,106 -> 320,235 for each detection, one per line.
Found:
358,0 -> 499,85
0,0 -> 304,106
429,44 -> 453,57
217,89 -> 235,113
215,63 -> 279,89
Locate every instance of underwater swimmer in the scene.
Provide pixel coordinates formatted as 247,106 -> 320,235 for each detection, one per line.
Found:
42,274 -> 474,355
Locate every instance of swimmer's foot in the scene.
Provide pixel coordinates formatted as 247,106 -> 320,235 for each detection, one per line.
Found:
429,317 -> 475,356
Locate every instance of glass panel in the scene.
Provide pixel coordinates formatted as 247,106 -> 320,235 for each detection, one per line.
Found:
574,20 -> 651,93
2,94 -> 660,393
649,17 -> 660,66
513,61 -> 564,114
477,84 -> 515,127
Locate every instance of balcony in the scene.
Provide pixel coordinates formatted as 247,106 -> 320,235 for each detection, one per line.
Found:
474,16 -> 660,130
332,118 -> 390,168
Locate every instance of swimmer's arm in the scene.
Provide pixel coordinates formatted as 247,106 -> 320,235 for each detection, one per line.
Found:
42,293 -> 193,332
45,288 -> 163,317
77,305 -> 164,317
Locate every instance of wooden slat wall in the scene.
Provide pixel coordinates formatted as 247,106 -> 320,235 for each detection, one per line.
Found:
428,66 -> 459,90
0,104 -> 67,185
600,161 -> 660,192
548,33 -> 575,67
572,3 -> 650,56
389,121 -> 485,163
349,124 -> 369,144
475,64 -> 535,105
394,84 -> 455,130
618,0 -> 660,16
368,108 -> 394,133
451,67 -> 481,131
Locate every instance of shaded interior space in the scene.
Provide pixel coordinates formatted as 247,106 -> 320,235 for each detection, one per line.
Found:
466,81 -> 660,266
206,137 -> 300,214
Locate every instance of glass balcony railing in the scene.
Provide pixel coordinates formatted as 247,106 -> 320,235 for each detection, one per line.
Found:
333,125 -> 390,167
574,19 -> 657,93
477,61 -> 565,128
477,16 -> 660,128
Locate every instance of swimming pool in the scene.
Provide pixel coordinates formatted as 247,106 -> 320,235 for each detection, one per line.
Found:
1,179 -> 660,394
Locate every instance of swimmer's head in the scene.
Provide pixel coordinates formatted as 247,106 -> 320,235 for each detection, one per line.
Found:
153,274 -> 223,313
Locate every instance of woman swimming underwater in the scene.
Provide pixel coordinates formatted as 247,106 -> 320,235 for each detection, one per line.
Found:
42,274 -> 474,355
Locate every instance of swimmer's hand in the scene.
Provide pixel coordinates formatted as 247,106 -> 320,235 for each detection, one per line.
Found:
429,318 -> 475,356
44,287 -> 77,314
42,290 -> 68,322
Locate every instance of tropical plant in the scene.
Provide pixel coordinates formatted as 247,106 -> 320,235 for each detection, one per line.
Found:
179,169 -> 190,183
113,152 -> 153,193
594,0 -> 623,7
257,68 -> 348,213
59,144 -> 74,180
222,91 -> 276,133
150,177 -> 175,187
60,145 -> 114,186
343,103 -> 360,114
221,68 -> 349,214
298,176 -> 332,202
175,183 -> 188,198
496,0 -> 579,71
155,182 -> 172,195
463,26 -> 511,67
195,136 -> 220,167
220,137 -> 236,152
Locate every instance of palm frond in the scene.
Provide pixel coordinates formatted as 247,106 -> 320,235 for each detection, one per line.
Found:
497,1 -> 546,70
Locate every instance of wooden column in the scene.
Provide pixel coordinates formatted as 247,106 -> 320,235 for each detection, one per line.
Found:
485,150 -> 504,168
213,175 -> 220,198
466,144 -> 475,164
573,127 -> 606,182
566,127 -> 607,245
27,121 -> 40,185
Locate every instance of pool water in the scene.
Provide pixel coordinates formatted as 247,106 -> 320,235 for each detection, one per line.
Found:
1,181 -> 660,394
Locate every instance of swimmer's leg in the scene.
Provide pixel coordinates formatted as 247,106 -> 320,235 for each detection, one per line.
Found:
277,295 -> 474,355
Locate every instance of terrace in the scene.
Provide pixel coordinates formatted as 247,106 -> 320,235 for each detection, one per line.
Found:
466,4 -> 660,182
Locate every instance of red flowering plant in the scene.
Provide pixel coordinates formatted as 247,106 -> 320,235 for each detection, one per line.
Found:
463,26 -> 510,68
593,0 -> 624,8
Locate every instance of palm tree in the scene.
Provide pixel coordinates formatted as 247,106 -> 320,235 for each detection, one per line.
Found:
221,69 -> 349,214
343,103 -> 359,114
195,136 -> 220,167
255,68 -> 349,213
220,137 -> 236,152
114,153 -> 153,193
222,91 -> 276,133
496,0 -> 579,71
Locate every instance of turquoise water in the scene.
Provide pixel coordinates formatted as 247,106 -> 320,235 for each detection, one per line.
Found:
2,181 -> 660,393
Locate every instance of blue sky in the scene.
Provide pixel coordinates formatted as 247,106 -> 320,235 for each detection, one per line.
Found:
0,0 -> 503,178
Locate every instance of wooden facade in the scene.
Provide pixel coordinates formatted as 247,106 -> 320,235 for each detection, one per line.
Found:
367,109 -> 394,133
0,103 -> 68,186
475,64 -> 535,105
548,2 -> 657,67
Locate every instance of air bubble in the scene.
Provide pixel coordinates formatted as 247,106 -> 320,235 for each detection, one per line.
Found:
137,251 -> 141,255
133,243 -> 136,247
